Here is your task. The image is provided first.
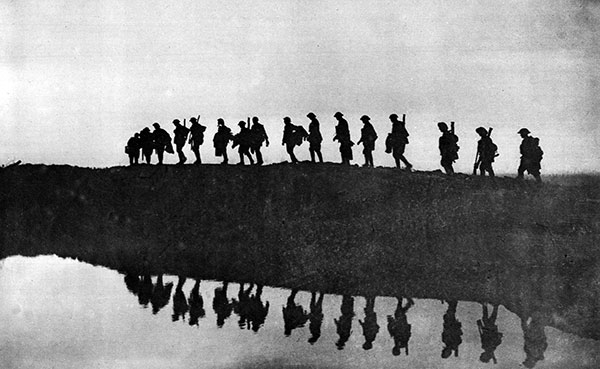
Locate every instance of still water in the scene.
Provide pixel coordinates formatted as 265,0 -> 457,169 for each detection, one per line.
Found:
1,255 -> 598,369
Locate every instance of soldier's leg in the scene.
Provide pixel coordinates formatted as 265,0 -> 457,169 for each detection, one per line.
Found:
309,147 -> 316,162
238,148 -> 245,165
156,149 -> 164,165
517,159 -> 526,179
255,147 -> 263,165
316,149 -> 323,163
246,148 -> 254,165
222,149 -> 228,164
287,144 -> 298,163
367,150 -> 374,167
192,144 -> 201,164
129,154 -> 134,166
400,155 -> 412,170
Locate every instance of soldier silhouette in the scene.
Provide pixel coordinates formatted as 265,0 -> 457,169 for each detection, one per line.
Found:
283,289 -> 309,336
250,117 -> 269,165
517,128 -> 543,183
477,303 -> 503,364
234,283 -> 254,329
281,117 -> 307,164
189,116 -> 206,164
521,313 -> 549,368
126,133 -> 141,165
172,276 -> 189,322
188,280 -> 206,327
152,123 -> 172,165
438,122 -> 459,174
441,300 -> 463,359
475,127 -> 497,177
387,296 -> 414,356
334,295 -> 355,350
308,291 -> 325,344
386,114 -> 413,170
359,296 -> 380,350
306,112 -> 323,163
213,118 -> 232,165
248,285 -> 270,332
357,115 -> 378,168
150,274 -> 174,315
333,112 -> 353,165
232,121 -> 254,165
172,119 -> 190,165
138,274 -> 153,308
139,127 -> 154,164
212,282 -> 234,328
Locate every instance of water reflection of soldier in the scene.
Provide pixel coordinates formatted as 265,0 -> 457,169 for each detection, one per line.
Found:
334,295 -> 355,350
138,274 -> 154,307
250,117 -> 269,166
357,115 -> 378,168
308,291 -> 325,344
188,280 -> 206,327
359,296 -> 380,350
173,119 -> 190,165
438,122 -> 459,175
139,127 -> 154,164
307,112 -> 323,163
234,283 -> 254,329
212,282 -> 234,328
126,133 -> 141,165
248,285 -> 270,332
333,112 -> 353,165
385,114 -> 413,170
475,127 -> 497,177
213,118 -> 232,165
387,296 -> 414,356
188,116 -> 206,164
150,274 -> 174,315
477,303 -> 503,364
521,313 -> 549,368
516,128 -> 543,183
152,122 -> 172,165
441,300 -> 463,359
283,289 -> 309,336
124,274 -> 140,295
172,276 -> 189,322
232,121 -> 254,165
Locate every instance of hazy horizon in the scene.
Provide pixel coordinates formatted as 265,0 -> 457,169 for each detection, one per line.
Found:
2,0 -> 599,173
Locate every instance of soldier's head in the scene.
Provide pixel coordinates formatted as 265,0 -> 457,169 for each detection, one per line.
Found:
307,112 -> 316,120
134,133 -> 140,138
518,128 -> 530,138
217,118 -> 224,126
252,116 -> 259,124
283,116 -> 291,125
437,122 -> 448,132
360,115 -> 370,124
152,122 -> 161,130
190,117 -> 197,124
172,119 -> 181,126
334,112 -> 344,119
389,113 -> 398,122
238,121 -> 246,128
476,126 -> 487,137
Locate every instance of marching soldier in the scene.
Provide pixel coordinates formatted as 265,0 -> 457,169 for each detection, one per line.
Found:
357,115 -> 378,167
189,116 -> 206,164
438,122 -> 459,174
517,128 -> 543,183
385,114 -> 413,170
333,112 -> 353,165
306,112 -> 323,163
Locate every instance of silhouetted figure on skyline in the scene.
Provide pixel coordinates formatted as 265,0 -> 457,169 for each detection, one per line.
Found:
282,117 -> 307,164
333,112 -> 353,165
359,296 -> 380,350
213,118 -> 232,165
139,127 -> 154,164
386,114 -> 412,170
126,133 -> 141,165
188,280 -> 206,327
189,116 -> 206,164
441,300 -> 463,359
172,276 -> 189,322
521,313 -> 549,368
477,303 -> 503,364
233,121 -> 254,165
517,128 -> 543,183
334,295 -> 355,350
308,291 -> 324,344
283,289 -> 309,336
307,112 -> 323,163
173,119 -> 190,165
250,117 -> 269,165
474,127 -> 497,177
438,122 -> 459,175
387,296 -> 414,356
151,274 -> 174,315
234,283 -> 254,329
138,274 -> 154,307
248,285 -> 270,332
213,282 -> 234,328
357,115 -> 378,168
152,122 -> 172,165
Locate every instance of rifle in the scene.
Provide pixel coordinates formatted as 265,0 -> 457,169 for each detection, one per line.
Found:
450,121 -> 455,135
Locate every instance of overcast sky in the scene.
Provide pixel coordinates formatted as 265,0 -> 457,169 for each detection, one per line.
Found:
1,0 -> 599,173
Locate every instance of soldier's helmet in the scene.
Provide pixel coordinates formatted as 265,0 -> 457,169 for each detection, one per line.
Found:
238,121 -> 246,127
334,112 -> 344,118
360,115 -> 370,122
252,116 -> 259,123
518,128 -> 530,135
153,122 -> 160,129
217,118 -> 224,126
173,119 -> 180,124
437,122 -> 448,130
307,112 -> 316,119
190,117 -> 197,123
476,127 -> 487,135
389,113 -> 398,120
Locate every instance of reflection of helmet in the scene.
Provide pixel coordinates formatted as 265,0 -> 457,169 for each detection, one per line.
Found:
437,122 -> 448,130
389,113 -> 398,120
334,112 -> 344,118
518,128 -> 530,135
476,127 -> 487,135
307,112 -> 316,119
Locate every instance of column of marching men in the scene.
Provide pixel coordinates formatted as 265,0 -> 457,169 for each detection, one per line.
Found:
125,112 -> 544,182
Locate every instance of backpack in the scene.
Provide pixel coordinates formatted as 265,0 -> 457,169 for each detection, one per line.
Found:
533,138 -> 543,162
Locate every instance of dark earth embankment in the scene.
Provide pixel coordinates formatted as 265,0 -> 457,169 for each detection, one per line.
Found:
1,163 -> 599,338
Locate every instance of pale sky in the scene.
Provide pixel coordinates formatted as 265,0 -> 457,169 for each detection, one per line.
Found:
1,0 -> 599,173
